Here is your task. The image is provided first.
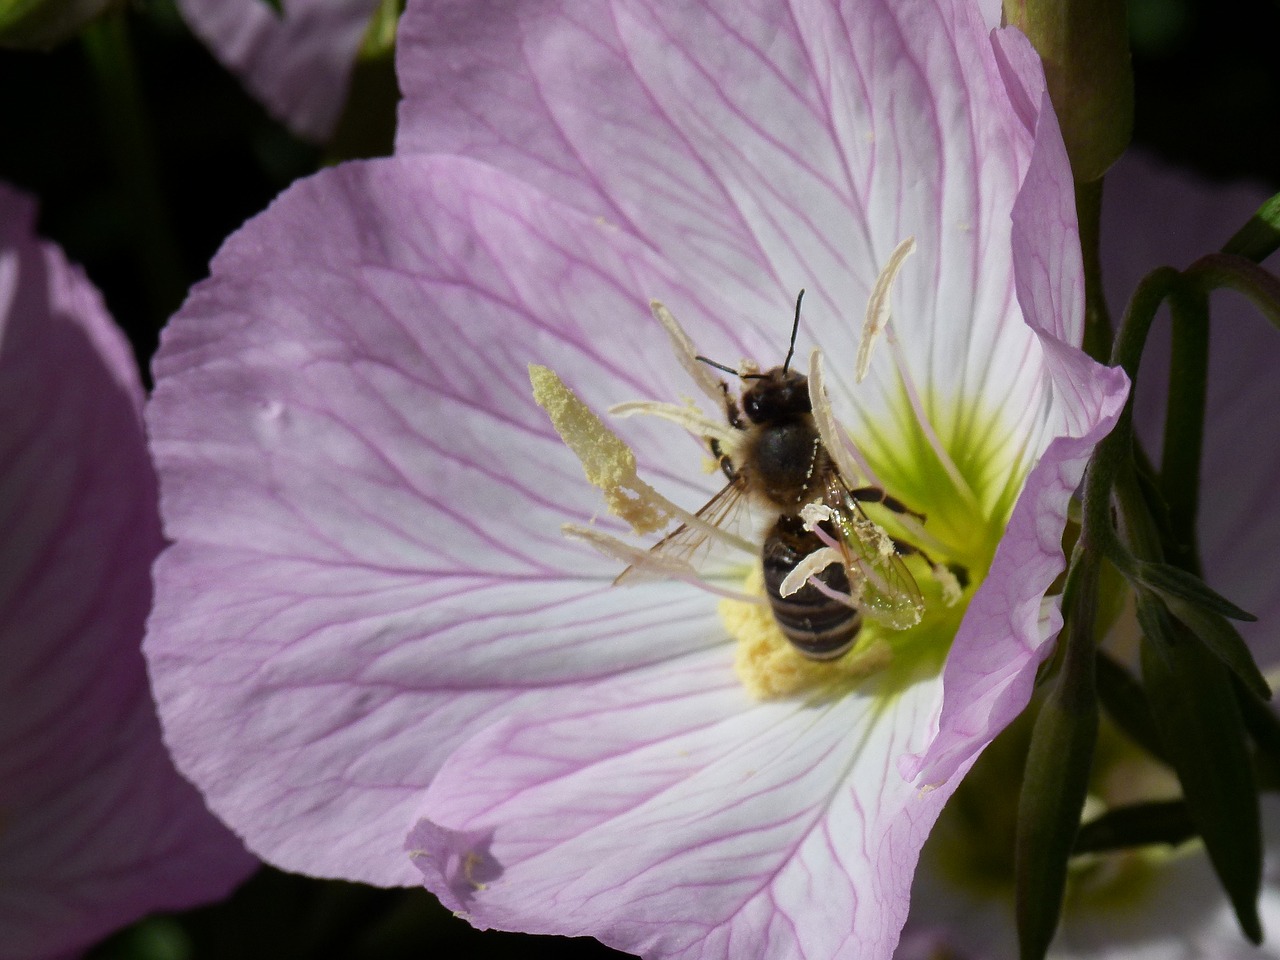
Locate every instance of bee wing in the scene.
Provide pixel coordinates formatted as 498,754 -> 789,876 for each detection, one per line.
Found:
822,474 -> 925,630
613,477 -> 750,585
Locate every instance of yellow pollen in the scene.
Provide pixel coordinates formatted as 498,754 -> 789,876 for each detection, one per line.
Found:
722,568 -> 892,699
530,364 -> 668,534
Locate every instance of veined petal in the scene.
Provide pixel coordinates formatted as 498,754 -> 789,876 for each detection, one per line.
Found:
153,0 -> 1130,954
176,0 -> 379,141
0,184 -> 254,960
410,652 -> 959,960
398,0 -> 1049,422
146,154 -> 746,884
904,69 -> 1129,788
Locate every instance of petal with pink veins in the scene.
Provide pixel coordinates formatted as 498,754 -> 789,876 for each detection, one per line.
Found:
147,154 -> 752,885
147,0 -> 1130,956
0,183 -> 255,960
410,649 -> 954,960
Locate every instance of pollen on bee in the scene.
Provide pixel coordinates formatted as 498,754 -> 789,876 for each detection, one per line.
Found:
799,501 -> 833,526
722,568 -> 892,700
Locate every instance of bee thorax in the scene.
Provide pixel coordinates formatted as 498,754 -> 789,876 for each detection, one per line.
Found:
749,419 -> 825,507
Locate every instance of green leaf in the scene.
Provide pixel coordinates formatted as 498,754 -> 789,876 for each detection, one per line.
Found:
1235,680 -> 1280,791
1140,604 -> 1263,943
1164,593 -> 1272,702
0,0 -> 116,47
1132,559 -> 1256,621
1074,799 -> 1196,854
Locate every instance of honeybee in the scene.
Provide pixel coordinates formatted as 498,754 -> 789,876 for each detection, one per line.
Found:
619,292 -> 935,661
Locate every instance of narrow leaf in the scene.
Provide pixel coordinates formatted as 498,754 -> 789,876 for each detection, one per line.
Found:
1016,683 -> 1097,960
1165,594 -> 1272,702
1140,604 -> 1263,943
1074,799 -> 1196,854
1133,559 -> 1256,621
1235,679 -> 1280,791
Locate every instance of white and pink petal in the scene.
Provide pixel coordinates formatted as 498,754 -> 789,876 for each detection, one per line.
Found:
146,153 -> 764,886
411,654 -> 958,960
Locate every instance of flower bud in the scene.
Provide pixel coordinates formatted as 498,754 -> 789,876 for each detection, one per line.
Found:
1004,0 -> 1134,182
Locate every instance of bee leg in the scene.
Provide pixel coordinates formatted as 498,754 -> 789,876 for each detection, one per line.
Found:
720,381 -> 746,430
708,438 -> 738,481
890,537 -> 970,589
890,537 -> 927,563
848,486 -> 926,523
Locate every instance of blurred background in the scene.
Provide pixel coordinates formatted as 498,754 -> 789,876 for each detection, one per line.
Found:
1,0 -> 1276,957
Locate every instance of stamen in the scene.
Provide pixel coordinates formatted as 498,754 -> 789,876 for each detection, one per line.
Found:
853,240 -> 984,516
777,546 -> 844,598
933,563 -> 964,606
608,400 -> 740,452
531,364 -> 668,534
857,236 -> 917,382
650,301 -> 724,406
806,571 -> 865,608
807,350 -> 879,487
564,524 -> 765,605
532,364 -> 754,555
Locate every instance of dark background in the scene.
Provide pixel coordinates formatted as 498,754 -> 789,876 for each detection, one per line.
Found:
1,0 -> 1275,957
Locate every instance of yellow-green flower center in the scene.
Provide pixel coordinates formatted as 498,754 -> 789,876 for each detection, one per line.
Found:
725,384 -> 1023,701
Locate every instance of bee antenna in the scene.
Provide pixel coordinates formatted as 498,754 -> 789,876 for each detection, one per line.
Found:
783,288 -> 805,374
695,355 -> 741,378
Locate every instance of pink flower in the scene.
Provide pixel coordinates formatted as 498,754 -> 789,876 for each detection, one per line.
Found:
176,0 -> 381,141
902,153 -> 1280,959
144,1 -> 1126,957
0,183 -> 255,960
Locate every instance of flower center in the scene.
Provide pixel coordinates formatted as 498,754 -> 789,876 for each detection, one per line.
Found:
720,383 -> 1015,699
531,248 -> 1032,702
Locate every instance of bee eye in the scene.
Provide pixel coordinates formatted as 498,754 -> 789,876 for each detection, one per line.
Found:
744,392 -> 764,421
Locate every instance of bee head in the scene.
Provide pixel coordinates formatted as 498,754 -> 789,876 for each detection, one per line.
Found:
742,368 -> 811,423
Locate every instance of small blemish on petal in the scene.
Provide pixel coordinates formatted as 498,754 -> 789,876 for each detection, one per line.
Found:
406,821 -> 502,912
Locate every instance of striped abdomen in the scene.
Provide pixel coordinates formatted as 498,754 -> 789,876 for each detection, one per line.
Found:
761,515 -> 861,660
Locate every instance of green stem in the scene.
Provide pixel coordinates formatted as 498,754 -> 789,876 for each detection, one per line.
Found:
81,11 -> 187,327
1185,253 -> 1280,330
1077,266 -> 1181,562
1222,191 -> 1280,264
1160,281 -> 1208,574
1076,177 -> 1113,363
